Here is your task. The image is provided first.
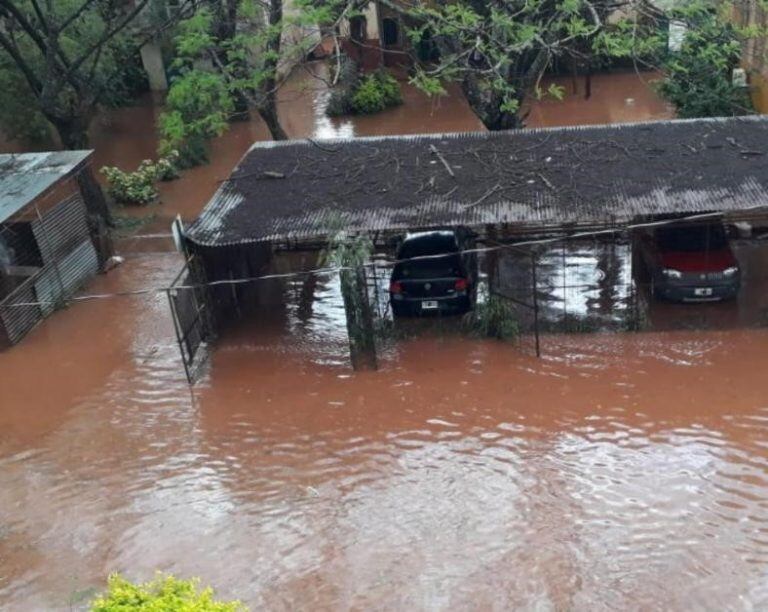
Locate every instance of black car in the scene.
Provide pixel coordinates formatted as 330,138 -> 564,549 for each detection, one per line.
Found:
637,223 -> 740,302
389,229 -> 477,316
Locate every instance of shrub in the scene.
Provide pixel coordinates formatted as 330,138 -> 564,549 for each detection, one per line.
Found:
90,574 -> 245,612
350,71 -> 403,115
351,76 -> 388,114
158,70 -> 233,168
326,55 -> 360,117
326,61 -> 402,117
465,289 -> 519,341
101,152 -> 179,205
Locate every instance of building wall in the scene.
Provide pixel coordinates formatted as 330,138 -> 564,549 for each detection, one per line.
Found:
736,0 -> 768,112
0,189 -> 99,347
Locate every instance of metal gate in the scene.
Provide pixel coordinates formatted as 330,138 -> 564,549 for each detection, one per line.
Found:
168,255 -> 215,383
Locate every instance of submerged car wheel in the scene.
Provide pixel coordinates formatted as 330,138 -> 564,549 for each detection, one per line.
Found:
391,303 -> 409,318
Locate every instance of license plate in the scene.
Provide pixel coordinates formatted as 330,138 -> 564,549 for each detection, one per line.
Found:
421,300 -> 439,310
694,288 -> 713,297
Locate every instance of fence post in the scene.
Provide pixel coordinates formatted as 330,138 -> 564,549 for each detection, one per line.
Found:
531,249 -> 541,358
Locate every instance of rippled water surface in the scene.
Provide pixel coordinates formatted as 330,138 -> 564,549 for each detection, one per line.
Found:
2,253 -> 768,610
0,68 -> 762,610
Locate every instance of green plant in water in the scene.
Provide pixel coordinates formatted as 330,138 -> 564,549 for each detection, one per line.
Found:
101,152 -> 179,205
350,70 -> 403,115
90,574 -> 245,611
466,286 -> 519,341
322,226 -> 378,370
158,70 -> 234,167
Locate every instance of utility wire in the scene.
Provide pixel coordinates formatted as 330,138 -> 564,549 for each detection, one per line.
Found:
1,204 -> 766,309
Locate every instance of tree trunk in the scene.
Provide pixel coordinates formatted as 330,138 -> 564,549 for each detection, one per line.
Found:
50,115 -> 111,219
258,104 -> 288,140
212,0 -> 250,120
258,0 -> 289,141
49,114 -> 114,260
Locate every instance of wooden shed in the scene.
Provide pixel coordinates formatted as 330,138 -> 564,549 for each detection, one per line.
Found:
0,151 -> 110,347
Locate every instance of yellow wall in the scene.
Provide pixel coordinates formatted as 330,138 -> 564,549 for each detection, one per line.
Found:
732,1 -> 768,113
750,71 -> 768,113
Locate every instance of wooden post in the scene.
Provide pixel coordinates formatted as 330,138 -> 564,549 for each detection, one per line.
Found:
531,250 -> 541,358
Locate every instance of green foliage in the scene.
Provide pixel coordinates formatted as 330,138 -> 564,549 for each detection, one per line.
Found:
158,71 -> 233,167
90,574 -> 245,612
0,69 -> 51,144
353,70 -> 402,113
404,0 -> 757,129
327,67 -> 402,116
322,227 -> 378,369
657,9 -> 754,118
326,55 -> 360,116
465,287 -> 519,341
0,0 -> 157,148
101,153 -> 179,205
329,68 -> 403,116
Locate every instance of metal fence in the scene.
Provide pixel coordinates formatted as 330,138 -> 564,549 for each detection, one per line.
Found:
167,255 -> 216,383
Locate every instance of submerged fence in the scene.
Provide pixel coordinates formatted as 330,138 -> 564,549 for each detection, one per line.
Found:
169,229 -> 768,381
167,256 -> 216,383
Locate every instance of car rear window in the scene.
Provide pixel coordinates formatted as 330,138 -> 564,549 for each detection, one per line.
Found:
395,254 -> 463,279
657,225 -> 728,252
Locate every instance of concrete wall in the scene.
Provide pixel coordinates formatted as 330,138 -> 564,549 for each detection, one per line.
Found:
736,1 -> 768,113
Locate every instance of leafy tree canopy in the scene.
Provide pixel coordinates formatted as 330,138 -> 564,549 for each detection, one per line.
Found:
0,0 -> 192,147
399,0 -> 767,129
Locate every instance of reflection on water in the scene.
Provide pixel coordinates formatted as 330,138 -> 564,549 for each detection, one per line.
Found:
0,60 -> 763,609
1,252 -> 768,609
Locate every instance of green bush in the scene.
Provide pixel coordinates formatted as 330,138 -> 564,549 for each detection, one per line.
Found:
101,152 -> 179,205
465,289 -> 519,341
658,10 -> 753,118
350,71 -> 403,115
327,63 -> 402,117
326,55 -> 360,117
90,574 -> 245,612
158,70 -> 233,168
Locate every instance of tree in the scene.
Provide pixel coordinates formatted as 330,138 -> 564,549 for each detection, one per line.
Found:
0,0 -> 192,149
657,6 -> 754,117
396,0 -> 762,130
160,0 -> 366,160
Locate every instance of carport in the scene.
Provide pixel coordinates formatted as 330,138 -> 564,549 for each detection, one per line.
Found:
176,116 -> 768,378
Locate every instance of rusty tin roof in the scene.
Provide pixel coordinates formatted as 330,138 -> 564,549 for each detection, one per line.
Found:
0,151 -> 92,224
186,117 -> 768,246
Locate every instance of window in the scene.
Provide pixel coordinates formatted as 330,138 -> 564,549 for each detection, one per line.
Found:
382,18 -> 399,47
350,16 -> 367,43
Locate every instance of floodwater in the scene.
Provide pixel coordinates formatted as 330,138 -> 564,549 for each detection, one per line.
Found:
3,251 -> 768,609
4,67 -> 768,609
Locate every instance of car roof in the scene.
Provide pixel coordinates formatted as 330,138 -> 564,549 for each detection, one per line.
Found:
399,231 -> 459,257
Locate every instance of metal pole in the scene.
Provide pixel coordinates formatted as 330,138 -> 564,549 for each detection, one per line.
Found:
531,250 -> 541,358
167,287 -> 192,385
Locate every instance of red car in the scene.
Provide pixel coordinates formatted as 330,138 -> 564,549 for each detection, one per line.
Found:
639,223 -> 740,302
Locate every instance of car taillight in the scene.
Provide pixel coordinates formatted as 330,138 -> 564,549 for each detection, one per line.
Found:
389,281 -> 403,294
454,278 -> 469,291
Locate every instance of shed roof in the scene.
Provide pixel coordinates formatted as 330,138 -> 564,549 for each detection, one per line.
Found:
0,150 -> 92,224
186,116 -> 768,247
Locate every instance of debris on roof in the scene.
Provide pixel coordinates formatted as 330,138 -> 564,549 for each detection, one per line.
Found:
186,116 -> 768,246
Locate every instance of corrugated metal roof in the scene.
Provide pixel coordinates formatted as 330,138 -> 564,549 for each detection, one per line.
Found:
186,116 -> 768,247
0,150 -> 92,224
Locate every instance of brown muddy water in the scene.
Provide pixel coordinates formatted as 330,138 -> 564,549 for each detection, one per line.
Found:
3,69 -> 768,609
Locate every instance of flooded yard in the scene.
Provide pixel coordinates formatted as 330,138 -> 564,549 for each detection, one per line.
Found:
3,67 -> 768,610
2,250 -> 768,609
